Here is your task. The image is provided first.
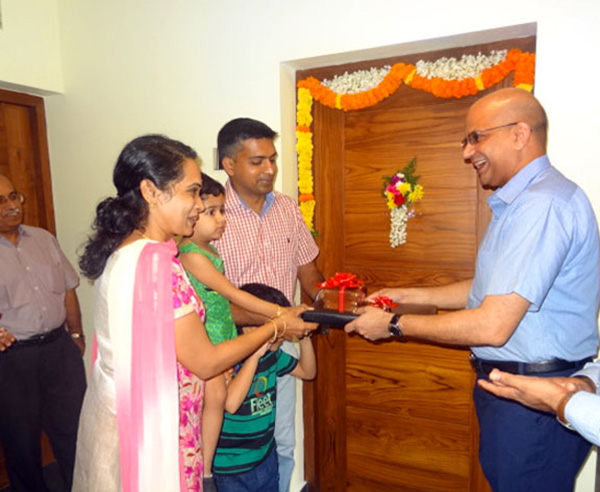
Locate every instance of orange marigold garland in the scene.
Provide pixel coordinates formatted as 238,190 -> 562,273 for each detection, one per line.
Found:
296,87 -> 316,233
296,49 -> 535,236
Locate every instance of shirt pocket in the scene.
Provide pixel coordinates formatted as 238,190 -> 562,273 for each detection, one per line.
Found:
37,262 -> 67,295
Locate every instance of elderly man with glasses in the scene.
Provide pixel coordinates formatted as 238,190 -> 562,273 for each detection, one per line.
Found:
0,173 -> 86,492
346,88 -> 600,492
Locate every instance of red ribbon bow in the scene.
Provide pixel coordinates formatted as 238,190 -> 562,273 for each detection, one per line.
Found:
318,272 -> 364,290
368,295 -> 398,312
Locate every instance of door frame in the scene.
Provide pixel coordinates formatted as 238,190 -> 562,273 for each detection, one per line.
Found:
0,88 -> 55,234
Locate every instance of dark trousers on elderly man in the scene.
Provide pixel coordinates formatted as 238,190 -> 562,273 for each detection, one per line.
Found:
0,327 -> 86,492
473,362 -> 591,492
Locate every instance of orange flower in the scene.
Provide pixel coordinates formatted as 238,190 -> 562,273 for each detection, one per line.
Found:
296,49 -> 535,235
299,193 -> 315,202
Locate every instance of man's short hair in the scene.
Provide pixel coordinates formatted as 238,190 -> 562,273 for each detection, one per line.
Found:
217,118 -> 278,166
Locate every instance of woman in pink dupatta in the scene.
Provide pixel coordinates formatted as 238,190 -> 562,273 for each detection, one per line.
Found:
73,135 -> 315,492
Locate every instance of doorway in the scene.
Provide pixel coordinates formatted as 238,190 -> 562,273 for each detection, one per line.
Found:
299,35 -> 535,491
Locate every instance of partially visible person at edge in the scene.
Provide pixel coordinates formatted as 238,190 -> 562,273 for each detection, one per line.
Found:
478,362 -> 600,446
73,134 -> 315,492
0,173 -> 86,492
213,117 -> 324,492
345,88 -> 600,492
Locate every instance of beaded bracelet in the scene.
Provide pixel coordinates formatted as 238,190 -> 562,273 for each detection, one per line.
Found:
273,305 -> 283,318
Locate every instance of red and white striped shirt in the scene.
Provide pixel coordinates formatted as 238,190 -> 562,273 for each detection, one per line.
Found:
213,180 -> 319,303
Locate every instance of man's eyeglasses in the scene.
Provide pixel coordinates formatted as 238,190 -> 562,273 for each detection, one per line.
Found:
460,122 -> 518,150
0,192 -> 25,206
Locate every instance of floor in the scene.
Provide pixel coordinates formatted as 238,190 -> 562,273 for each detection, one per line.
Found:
0,461 -> 63,492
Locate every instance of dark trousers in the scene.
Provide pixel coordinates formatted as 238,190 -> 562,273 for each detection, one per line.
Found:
474,366 -> 591,492
214,447 -> 279,492
0,329 -> 86,492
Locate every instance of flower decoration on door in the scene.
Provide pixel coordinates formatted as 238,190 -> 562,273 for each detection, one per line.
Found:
382,157 -> 424,247
296,48 -> 535,234
296,86 -> 315,234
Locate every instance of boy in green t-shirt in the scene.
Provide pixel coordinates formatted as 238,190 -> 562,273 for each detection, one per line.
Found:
213,284 -> 316,492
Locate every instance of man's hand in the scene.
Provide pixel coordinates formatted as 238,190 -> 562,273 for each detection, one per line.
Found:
71,336 -> 86,356
366,288 -> 408,304
477,369 -> 593,415
0,325 -> 16,352
344,306 -> 394,341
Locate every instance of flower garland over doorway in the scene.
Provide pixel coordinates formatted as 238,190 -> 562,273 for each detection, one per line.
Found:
296,48 -> 535,235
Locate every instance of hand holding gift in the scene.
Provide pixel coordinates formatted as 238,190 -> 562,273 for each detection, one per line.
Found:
302,273 -> 403,327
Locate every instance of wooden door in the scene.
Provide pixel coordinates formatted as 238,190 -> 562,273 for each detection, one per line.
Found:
0,88 -> 56,488
301,36 -> 535,492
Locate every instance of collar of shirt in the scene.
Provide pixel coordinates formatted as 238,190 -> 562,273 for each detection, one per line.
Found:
225,180 -> 274,217
0,224 -> 28,246
487,155 -> 551,217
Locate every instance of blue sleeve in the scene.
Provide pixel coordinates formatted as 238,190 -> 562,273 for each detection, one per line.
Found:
573,362 -> 600,394
276,350 -> 298,377
565,391 -> 600,446
486,197 -> 571,311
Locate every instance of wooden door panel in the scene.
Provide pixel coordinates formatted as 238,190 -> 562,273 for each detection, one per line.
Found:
345,339 -> 473,424
1,103 -> 41,228
346,406 -> 472,491
0,90 -> 55,234
347,476 -> 453,492
343,101 -> 479,272
346,266 -> 475,291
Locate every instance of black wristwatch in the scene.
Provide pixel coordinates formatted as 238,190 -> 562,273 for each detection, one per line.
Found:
388,313 -> 403,338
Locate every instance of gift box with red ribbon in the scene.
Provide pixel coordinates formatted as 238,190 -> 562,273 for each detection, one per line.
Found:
317,273 -> 366,313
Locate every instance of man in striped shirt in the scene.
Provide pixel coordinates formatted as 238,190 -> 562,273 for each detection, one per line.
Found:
214,117 -> 323,492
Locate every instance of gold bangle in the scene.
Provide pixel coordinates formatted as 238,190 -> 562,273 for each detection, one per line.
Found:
269,320 -> 280,343
278,319 -> 287,339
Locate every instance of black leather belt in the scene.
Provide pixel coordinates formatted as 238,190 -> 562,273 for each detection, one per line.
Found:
11,325 -> 65,349
470,354 -> 593,376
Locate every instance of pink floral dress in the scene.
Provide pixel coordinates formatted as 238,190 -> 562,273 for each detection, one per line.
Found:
172,258 -> 206,492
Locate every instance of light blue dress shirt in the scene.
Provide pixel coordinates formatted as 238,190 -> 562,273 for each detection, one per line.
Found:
469,156 -> 600,362
567,362 -> 600,446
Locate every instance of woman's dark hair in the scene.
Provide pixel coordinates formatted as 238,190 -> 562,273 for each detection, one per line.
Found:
200,173 -> 225,199
79,134 -> 197,279
235,283 -> 291,335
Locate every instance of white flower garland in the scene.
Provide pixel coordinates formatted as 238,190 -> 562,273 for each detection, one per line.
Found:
416,50 -> 507,81
319,50 -> 508,96
390,205 -> 408,247
321,66 -> 391,94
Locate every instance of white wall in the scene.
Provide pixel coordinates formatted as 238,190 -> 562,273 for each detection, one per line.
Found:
2,0 -> 600,490
0,0 -> 63,94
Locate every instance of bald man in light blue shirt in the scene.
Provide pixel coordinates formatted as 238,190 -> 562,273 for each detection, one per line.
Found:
346,88 -> 600,492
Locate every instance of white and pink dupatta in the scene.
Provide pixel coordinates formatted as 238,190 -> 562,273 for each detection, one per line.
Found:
105,239 -> 185,492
